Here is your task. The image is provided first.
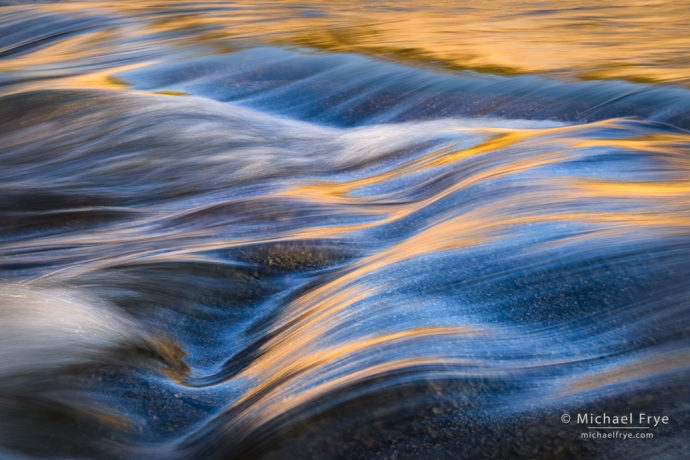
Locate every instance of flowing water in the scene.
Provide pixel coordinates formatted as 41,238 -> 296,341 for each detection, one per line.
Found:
2,1 -> 690,459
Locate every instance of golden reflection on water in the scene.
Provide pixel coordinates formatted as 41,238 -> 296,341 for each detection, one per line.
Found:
3,1 -> 690,88
92,0 -> 690,86
567,349 -> 690,393
3,2 -> 690,458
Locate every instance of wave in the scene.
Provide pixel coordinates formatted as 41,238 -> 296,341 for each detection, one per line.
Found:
2,85 -> 690,458
118,47 -> 690,129
2,2 -> 690,459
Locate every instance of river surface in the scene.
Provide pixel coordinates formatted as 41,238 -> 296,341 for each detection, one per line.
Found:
1,1 -> 690,459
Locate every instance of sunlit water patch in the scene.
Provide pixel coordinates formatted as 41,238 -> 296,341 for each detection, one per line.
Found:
1,1 -> 690,459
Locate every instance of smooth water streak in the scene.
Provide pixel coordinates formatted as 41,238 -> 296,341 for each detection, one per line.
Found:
1,2 -> 690,459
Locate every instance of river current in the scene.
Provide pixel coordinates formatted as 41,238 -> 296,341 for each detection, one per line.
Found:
1,2 -> 690,459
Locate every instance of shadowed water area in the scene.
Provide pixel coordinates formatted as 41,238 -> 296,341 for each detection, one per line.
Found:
1,1 -> 690,459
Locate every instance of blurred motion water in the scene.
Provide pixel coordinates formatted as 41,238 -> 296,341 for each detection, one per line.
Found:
1,1 -> 690,459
